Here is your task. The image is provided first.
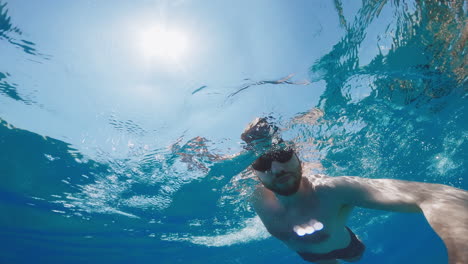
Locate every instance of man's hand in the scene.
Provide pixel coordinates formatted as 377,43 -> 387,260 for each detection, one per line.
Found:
241,117 -> 278,146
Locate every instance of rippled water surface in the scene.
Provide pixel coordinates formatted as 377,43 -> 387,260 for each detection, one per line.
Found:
1,1 -> 466,263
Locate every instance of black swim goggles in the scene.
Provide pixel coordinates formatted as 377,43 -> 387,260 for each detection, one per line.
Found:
251,148 -> 295,172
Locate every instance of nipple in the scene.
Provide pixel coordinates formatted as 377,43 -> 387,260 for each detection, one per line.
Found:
293,219 -> 324,236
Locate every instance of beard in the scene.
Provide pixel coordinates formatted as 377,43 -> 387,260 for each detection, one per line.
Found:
265,175 -> 301,196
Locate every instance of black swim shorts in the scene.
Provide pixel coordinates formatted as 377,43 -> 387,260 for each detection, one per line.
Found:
297,227 -> 365,262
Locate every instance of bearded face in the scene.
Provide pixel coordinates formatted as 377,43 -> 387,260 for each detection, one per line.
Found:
254,153 -> 302,196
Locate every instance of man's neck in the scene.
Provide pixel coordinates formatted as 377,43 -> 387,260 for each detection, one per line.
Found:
275,178 -> 310,206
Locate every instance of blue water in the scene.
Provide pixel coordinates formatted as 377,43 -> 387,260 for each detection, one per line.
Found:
1,1 -> 466,263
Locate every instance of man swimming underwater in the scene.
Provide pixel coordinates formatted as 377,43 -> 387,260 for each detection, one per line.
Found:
241,118 -> 468,264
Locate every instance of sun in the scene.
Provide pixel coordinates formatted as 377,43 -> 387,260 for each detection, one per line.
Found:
138,25 -> 189,63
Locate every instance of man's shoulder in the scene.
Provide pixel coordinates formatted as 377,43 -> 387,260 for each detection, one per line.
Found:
251,186 -> 272,202
308,174 -> 359,186
306,174 -> 337,189
250,186 -> 281,212
307,174 -> 357,198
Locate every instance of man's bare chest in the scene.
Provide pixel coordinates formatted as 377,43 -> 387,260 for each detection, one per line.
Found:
261,196 -> 344,243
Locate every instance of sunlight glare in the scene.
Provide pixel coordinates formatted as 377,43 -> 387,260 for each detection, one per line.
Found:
138,25 -> 189,63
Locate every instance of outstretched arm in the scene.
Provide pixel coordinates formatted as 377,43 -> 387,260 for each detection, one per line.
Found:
330,176 -> 468,264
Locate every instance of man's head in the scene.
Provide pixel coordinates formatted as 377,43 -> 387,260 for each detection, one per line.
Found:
252,147 -> 302,196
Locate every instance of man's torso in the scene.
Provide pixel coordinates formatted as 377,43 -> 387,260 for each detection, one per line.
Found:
252,174 -> 354,253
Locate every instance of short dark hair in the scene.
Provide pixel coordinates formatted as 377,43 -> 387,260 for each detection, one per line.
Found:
251,142 -> 296,171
